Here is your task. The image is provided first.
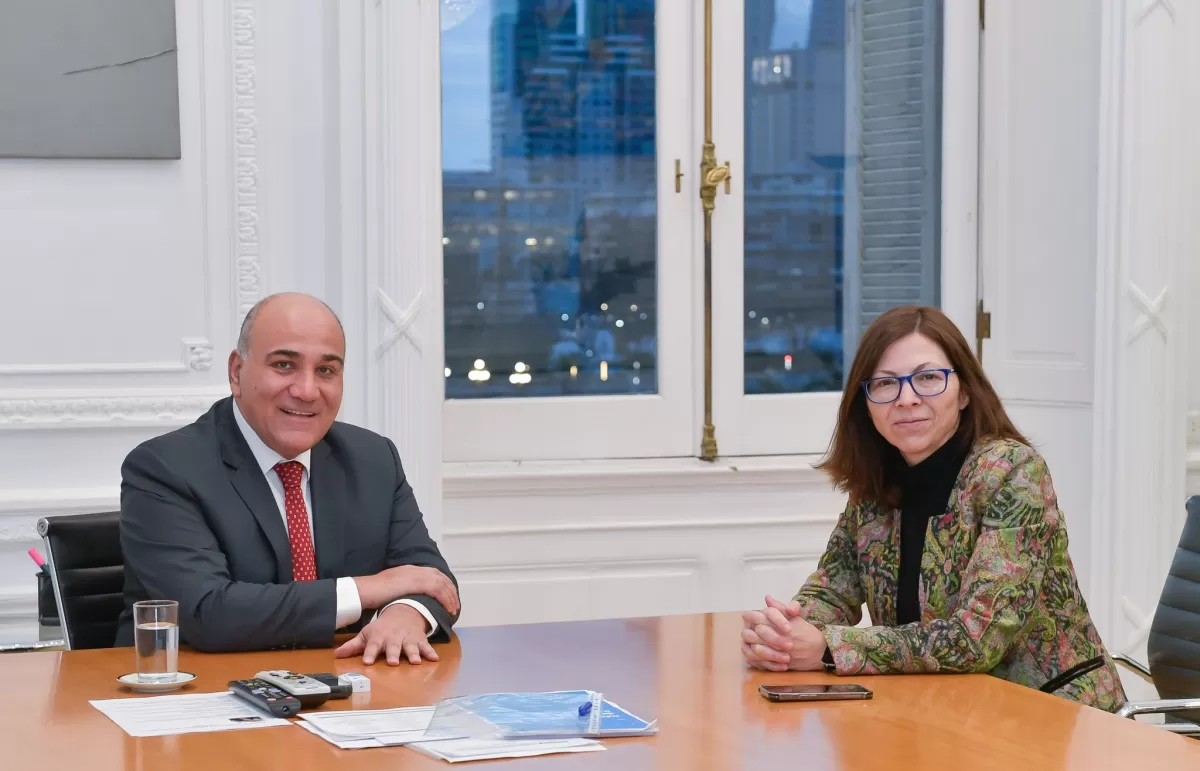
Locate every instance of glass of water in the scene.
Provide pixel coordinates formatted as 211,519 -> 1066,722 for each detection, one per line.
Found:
133,599 -> 179,683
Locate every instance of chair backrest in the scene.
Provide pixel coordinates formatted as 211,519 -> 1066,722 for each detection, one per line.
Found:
37,512 -> 123,650
1147,496 -> 1200,718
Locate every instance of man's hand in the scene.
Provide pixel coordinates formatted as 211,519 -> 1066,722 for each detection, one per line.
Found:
354,565 -> 459,616
740,594 -> 828,672
335,603 -> 440,666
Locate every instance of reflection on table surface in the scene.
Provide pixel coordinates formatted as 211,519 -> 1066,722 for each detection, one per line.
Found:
0,618 -> 63,651
6,613 -> 1200,770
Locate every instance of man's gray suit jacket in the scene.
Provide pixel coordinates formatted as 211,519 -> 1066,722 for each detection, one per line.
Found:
114,397 -> 458,652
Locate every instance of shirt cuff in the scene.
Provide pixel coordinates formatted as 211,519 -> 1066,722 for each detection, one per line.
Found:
378,599 -> 438,638
334,577 -> 364,629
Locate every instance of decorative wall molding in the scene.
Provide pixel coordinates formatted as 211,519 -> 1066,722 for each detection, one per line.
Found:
441,455 -> 845,626
0,590 -> 36,621
0,388 -> 226,430
0,488 -> 119,546
346,0 -> 445,538
1126,283 -> 1168,344
451,558 -> 704,627
444,515 -> 838,540
443,455 -> 833,498
0,487 -> 120,542
1138,0 -> 1176,24
375,288 -> 423,357
452,558 -> 701,579
0,338 -> 214,376
185,338 -> 214,371
232,0 -> 262,325
1088,0 -> 1195,646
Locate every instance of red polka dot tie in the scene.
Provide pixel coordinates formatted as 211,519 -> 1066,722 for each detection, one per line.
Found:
273,461 -> 317,582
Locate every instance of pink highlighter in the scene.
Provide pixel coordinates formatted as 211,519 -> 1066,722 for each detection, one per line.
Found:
28,548 -> 50,575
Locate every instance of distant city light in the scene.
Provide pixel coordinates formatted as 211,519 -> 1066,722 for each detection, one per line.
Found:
545,237 -> 555,246
444,367 -> 451,377
761,317 -> 770,325
784,355 -> 793,372
473,189 -> 488,200
569,365 -> 578,378
615,320 -> 624,328
561,313 -> 569,321
600,303 -> 608,311
474,359 -> 486,370
468,369 -> 491,382
477,302 -> 485,310
470,238 -> 480,248
749,311 -> 757,319
640,313 -> 647,320
751,53 -> 793,85
509,372 -> 531,385
504,190 -> 518,200
586,350 -> 594,357
633,361 -> 641,370
630,304 -> 638,312
514,362 -> 528,373
600,361 -> 608,381
442,237 -> 450,245
632,377 -> 640,385
525,237 -> 538,246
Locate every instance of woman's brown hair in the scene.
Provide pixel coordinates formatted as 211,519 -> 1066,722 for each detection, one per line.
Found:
816,305 -> 1028,507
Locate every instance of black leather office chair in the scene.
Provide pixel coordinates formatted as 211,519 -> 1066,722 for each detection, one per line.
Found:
1115,495 -> 1200,734
37,512 -> 124,650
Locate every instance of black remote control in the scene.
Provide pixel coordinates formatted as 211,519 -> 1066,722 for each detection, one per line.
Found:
305,672 -> 353,699
228,678 -> 303,717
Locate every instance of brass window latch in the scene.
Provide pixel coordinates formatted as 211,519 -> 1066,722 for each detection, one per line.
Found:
699,144 -> 732,212
976,299 -> 992,362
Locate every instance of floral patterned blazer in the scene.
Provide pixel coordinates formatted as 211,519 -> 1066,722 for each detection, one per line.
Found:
794,438 -> 1126,712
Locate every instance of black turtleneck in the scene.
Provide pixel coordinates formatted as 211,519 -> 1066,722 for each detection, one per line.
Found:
896,432 -> 970,625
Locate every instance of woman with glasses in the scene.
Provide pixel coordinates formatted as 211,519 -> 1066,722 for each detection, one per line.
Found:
741,306 -> 1125,712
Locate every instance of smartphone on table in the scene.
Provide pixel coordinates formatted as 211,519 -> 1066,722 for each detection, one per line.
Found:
759,684 -> 872,702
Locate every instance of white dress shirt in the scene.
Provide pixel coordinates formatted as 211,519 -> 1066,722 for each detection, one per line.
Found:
232,402 -> 436,635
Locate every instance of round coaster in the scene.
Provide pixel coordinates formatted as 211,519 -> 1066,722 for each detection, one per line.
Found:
116,671 -> 196,693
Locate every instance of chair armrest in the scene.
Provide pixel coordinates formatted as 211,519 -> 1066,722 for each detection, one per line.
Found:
1160,722 -> 1200,737
1113,653 -> 1155,684
1117,698 -> 1200,720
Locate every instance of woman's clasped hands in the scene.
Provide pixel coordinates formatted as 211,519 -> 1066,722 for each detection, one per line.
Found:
741,594 -> 829,672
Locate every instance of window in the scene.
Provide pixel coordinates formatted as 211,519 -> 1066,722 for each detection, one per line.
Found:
440,0 -> 954,462
713,0 -> 944,456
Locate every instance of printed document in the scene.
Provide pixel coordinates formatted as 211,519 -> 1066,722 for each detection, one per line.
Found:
90,691 -> 291,737
297,706 -> 437,748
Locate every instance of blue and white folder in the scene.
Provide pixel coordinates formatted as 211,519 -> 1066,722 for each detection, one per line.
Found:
423,690 -> 657,740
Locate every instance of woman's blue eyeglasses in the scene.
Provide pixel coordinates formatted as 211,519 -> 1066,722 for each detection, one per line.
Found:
861,368 -> 956,404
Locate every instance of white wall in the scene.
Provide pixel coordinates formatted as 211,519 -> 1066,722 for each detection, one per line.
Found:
0,0 -> 241,631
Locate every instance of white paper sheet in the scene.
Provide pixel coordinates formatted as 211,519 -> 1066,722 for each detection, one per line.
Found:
296,719 -> 431,749
298,706 -> 434,739
89,691 -> 291,737
410,737 -> 606,763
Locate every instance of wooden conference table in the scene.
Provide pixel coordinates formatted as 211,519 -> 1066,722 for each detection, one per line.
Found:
6,612 -> 1200,770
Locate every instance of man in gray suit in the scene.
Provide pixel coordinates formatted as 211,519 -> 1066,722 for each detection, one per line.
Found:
116,292 -> 459,665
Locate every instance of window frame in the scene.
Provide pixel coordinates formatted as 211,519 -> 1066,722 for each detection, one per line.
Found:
441,0 -> 699,462
708,0 -> 980,458
441,0 -> 980,463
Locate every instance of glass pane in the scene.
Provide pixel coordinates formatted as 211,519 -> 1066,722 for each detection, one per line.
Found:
743,0 -> 941,395
441,0 -> 658,399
